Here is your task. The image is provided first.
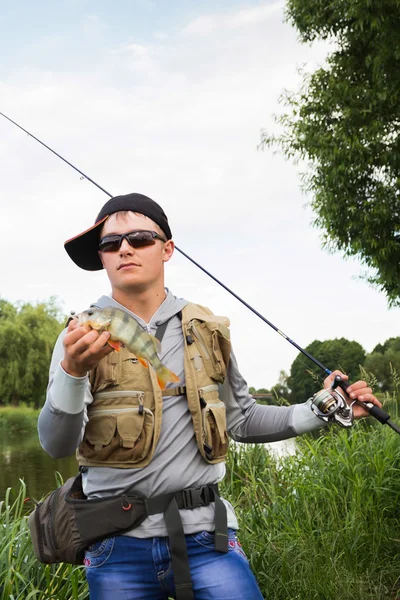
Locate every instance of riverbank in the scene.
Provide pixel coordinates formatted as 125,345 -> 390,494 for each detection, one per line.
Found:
0,407 -> 39,436
1,422 -> 399,599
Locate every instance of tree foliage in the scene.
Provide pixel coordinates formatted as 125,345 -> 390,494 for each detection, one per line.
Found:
288,337 -> 366,402
262,0 -> 400,305
364,336 -> 400,391
0,299 -> 64,408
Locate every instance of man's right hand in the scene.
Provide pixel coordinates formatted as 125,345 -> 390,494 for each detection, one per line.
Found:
61,319 -> 114,377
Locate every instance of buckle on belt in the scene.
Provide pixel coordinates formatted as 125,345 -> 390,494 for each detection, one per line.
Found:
181,486 -> 211,509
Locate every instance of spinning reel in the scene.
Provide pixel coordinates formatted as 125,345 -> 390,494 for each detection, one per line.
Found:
310,380 -> 354,428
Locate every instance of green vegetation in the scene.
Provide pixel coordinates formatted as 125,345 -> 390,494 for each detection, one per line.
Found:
1,411 -> 399,599
0,407 -> 40,437
252,338 -> 400,404
365,338 -> 400,392
0,482 -> 88,600
261,0 -> 400,306
0,298 -> 64,409
226,421 -> 400,599
289,338 -> 366,403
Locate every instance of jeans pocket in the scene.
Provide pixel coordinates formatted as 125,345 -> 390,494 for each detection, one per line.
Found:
84,537 -> 115,568
190,530 -> 215,548
190,528 -> 245,555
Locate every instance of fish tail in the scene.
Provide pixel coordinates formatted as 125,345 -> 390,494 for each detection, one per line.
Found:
156,366 -> 180,390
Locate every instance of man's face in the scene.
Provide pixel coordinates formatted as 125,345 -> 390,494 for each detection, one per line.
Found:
98,211 -> 174,294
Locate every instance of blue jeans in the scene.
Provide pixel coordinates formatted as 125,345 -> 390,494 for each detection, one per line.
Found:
84,529 -> 264,599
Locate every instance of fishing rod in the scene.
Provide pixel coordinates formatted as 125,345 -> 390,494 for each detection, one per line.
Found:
1,110 -> 399,435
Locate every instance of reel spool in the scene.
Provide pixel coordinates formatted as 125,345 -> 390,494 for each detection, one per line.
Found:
310,388 -> 354,428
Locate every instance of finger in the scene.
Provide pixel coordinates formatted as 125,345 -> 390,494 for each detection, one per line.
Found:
348,386 -> 372,398
79,331 -> 113,359
66,329 -> 105,357
64,323 -> 92,346
324,370 -> 348,389
330,369 -> 349,379
346,380 -> 367,393
354,394 -> 382,408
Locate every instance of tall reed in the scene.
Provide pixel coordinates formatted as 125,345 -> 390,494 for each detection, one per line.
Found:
223,422 -> 400,599
1,421 -> 399,599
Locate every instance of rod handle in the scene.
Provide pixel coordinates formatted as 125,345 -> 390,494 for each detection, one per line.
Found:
333,375 -> 391,425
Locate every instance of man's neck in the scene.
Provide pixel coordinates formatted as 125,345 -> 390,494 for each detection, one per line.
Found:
112,286 -> 167,323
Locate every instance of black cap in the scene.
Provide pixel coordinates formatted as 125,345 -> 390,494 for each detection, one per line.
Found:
64,193 -> 172,271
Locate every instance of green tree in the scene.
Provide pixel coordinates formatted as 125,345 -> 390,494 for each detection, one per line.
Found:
270,370 -> 291,404
364,337 -> 400,392
261,0 -> 400,305
0,299 -> 64,408
288,338 -> 366,403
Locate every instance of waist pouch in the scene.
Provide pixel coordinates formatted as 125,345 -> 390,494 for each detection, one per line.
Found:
28,474 -> 148,565
28,474 -> 227,600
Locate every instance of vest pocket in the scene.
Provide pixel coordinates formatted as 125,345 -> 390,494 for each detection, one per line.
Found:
80,406 -> 155,464
199,386 -> 229,461
189,322 -> 229,383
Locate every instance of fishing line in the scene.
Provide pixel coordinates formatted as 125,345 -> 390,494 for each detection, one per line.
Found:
1,110 -> 399,435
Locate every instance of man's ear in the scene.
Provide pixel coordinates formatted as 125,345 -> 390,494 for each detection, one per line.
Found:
162,240 -> 175,263
98,250 -> 105,267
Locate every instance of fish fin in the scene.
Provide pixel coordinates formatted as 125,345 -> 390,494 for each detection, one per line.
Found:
156,367 -> 180,390
108,340 -> 122,351
138,357 -> 149,368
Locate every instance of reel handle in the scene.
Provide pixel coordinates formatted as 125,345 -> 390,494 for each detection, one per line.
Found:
332,375 -> 391,425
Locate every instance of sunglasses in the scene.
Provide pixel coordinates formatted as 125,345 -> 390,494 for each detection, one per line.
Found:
99,230 -> 167,253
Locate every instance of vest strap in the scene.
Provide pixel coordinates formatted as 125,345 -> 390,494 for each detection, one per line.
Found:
161,385 -> 186,397
155,320 -> 169,342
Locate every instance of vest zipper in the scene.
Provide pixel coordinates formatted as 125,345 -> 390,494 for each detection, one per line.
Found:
189,322 -> 210,359
90,407 -> 152,416
94,391 -> 145,399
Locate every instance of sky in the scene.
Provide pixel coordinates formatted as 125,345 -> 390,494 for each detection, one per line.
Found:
0,0 -> 398,390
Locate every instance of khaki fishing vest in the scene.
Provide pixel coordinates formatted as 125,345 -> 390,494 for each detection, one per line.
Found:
77,302 -> 232,469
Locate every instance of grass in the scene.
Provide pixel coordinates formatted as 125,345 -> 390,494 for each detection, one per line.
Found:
0,410 -> 399,599
222,419 -> 400,599
0,481 -> 88,600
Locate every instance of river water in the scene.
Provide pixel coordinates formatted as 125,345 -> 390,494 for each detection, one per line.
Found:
0,434 -> 297,501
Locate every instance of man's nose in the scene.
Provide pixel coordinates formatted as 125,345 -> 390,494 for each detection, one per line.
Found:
119,238 -> 134,254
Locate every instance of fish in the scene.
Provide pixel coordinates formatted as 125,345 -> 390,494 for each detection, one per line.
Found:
77,306 -> 180,390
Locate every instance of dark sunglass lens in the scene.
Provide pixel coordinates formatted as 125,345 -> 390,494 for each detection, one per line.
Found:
99,236 -> 121,252
126,231 -> 156,247
99,231 -> 162,252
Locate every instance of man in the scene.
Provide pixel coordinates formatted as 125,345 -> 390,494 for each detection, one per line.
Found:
38,193 -> 379,600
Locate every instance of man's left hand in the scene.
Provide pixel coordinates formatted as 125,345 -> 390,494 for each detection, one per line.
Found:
323,370 -> 382,419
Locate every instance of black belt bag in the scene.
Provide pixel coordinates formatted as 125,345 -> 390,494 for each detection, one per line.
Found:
28,474 -> 228,600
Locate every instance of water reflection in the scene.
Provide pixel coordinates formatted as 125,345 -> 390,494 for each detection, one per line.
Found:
0,434 -> 77,500
264,438 -> 297,459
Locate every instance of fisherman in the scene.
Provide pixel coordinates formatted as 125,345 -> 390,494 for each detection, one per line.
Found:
38,193 -> 380,600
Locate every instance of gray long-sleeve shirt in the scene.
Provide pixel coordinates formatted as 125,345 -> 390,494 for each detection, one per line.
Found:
38,290 -> 326,537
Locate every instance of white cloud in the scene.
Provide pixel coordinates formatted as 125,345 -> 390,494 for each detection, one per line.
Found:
183,2 -> 284,36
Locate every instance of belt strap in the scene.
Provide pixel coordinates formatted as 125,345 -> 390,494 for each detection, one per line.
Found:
147,484 -> 228,600
165,498 -> 194,600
